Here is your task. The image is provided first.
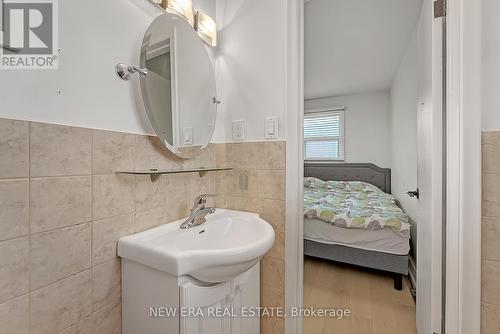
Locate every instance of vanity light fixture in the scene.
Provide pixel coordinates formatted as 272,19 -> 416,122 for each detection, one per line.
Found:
195,10 -> 217,47
160,0 -> 195,26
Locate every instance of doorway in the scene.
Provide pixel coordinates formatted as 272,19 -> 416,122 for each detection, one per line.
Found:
300,0 -> 444,333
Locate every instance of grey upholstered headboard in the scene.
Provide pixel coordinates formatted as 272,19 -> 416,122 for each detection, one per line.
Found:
304,162 -> 392,194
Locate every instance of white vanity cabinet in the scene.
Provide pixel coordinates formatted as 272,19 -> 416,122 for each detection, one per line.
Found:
118,209 -> 275,334
121,259 -> 261,334
180,281 -> 232,334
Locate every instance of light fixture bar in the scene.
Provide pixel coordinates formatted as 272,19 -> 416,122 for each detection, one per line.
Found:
195,10 -> 217,47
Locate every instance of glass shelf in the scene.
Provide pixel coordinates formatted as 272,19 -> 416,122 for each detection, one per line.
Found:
116,167 -> 233,182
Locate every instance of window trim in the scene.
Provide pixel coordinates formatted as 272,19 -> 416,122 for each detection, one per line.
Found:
304,107 -> 345,161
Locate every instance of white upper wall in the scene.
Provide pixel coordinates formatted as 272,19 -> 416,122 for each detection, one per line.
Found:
482,0 -> 500,131
212,0 -> 287,142
304,0 -> 422,99
305,91 -> 392,168
0,0 -> 219,136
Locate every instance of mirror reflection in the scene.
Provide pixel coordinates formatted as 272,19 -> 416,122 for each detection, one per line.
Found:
140,13 -> 217,159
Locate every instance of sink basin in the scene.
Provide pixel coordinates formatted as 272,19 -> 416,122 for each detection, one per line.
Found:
117,209 -> 275,283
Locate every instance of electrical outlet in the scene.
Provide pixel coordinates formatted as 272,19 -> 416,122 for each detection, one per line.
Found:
232,120 -> 245,141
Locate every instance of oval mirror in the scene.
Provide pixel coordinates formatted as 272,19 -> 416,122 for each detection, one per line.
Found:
140,13 -> 217,159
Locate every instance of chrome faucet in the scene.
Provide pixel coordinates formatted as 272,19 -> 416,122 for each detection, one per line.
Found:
180,194 -> 216,229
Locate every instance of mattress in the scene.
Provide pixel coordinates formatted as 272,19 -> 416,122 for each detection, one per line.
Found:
304,218 -> 410,255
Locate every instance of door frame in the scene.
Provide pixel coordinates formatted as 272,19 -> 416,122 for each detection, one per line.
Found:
444,0 -> 482,332
284,0 -> 304,333
284,0 -> 482,333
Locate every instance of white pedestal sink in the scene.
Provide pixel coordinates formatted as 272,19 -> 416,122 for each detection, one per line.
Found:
118,209 -> 276,334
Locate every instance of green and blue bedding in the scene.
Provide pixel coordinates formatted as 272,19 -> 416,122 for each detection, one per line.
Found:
304,177 -> 410,237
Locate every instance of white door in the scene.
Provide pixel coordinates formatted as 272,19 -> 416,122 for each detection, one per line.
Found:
416,0 -> 444,333
180,281 -> 232,334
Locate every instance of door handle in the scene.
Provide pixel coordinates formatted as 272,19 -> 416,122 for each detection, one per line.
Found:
407,189 -> 419,199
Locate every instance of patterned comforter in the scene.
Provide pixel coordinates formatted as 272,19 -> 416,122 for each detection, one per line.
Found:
304,177 -> 410,237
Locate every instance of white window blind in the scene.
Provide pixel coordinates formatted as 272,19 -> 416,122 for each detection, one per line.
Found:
304,108 -> 345,160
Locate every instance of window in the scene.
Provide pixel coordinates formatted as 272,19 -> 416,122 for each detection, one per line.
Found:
304,108 -> 345,160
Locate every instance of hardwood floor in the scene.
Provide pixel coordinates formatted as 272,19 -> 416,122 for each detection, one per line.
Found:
303,256 -> 416,334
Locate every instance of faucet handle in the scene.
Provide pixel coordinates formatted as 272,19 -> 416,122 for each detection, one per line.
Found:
193,194 -> 216,209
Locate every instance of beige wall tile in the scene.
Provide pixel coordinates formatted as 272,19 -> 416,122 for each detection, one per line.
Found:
92,259 -> 121,311
92,175 -> 134,220
482,136 -> 500,330
31,270 -> 92,334
30,176 -> 91,233
184,144 -> 217,169
215,143 -> 227,167
261,316 -> 284,334
31,224 -> 91,289
30,123 -> 92,177
215,170 -> 234,196
483,260 -> 500,306
483,200 -> 500,219
483,144 -> 500,174
482,303 -> 500,334
134,207 -> 171,233
58,317 -> 92,334
92,302 -> 121,334
483,174 -> 500,215
214,195 -> 233,210
483,218 -> 500,262
257,171 -> 285,200
190,173 -> 216,200
261,256 -> 285,289
0,179 -> 29,241
267,229 -> 285,260
134,135 -> 182,171
0,118 -> 29,179
93,214 -> 133,265
93,130 -> 135,174
0,237 -> 29,304
231,196 -> 262,213
483,131 -> 500,146
135,175 -> 169,212
162,174 -> 192,219
226,142 -> 285,170
260,199 -> 285,230
0,294 -> 29,334
261,280 -> 285,308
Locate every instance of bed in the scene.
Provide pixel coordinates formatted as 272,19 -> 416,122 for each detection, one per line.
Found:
303,162 -> 410,290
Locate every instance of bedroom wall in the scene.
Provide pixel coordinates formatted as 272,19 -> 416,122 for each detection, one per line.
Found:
305,91 -> 392,168
390,35 -> 418,230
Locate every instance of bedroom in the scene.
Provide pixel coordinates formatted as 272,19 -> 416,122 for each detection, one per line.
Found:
302,0 -> 424,332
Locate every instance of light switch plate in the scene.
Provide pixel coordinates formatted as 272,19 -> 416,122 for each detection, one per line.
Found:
232,120 -> 245,141
265,116 -> 279,139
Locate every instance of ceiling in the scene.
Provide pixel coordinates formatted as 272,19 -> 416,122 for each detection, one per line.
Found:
305,0 -> 422,100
